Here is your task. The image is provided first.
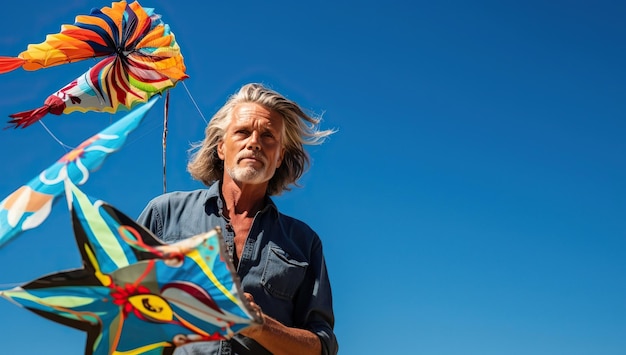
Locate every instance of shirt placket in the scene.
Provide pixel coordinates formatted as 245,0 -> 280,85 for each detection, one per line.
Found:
216,196 -> 235,261
237,209 -> 267,273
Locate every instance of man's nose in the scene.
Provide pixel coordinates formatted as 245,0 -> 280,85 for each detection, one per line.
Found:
246,131 -> 261,150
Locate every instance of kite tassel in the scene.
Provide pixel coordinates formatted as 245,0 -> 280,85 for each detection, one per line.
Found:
6,96 -> 66,129
0,57 -> 26,74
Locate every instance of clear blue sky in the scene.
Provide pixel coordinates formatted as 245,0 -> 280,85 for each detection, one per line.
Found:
0,1 -> 624,354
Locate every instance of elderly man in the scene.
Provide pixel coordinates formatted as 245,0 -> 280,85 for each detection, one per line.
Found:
137,83 -> 338,355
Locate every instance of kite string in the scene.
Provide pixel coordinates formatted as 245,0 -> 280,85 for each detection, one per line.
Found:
37,114 -> 164,153
159,82 -> 208,194
163,92 -> 170,194
182,81 -> 208,124
38,120 -> 74,151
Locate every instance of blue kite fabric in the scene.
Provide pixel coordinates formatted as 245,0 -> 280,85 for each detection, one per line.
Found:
0,179 -> 261,354
0,96 -> 158,248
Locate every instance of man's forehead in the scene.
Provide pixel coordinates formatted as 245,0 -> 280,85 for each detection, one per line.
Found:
229,103 -> 284,128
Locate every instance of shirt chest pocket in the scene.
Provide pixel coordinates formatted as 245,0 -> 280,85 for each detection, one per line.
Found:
261,247 -> 309,300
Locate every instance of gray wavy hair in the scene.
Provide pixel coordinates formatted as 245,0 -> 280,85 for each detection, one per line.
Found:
187,83 -> 334,195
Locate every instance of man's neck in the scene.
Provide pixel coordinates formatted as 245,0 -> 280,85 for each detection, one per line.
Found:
220,177 -> 268,219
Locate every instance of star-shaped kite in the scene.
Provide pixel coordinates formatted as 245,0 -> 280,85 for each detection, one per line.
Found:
0,180 -> 261,355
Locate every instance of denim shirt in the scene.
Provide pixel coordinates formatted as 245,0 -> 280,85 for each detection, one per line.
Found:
137,182 -> 338,355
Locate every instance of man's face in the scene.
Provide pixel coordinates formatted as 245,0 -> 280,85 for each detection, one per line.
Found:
218,102 -> 285,186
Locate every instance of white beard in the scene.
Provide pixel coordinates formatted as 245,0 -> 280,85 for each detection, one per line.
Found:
226,164 -> 267,185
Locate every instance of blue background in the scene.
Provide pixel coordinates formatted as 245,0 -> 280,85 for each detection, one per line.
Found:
0,1 -> 624,354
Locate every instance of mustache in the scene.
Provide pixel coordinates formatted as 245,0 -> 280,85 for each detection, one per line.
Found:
237,152 -> 265,164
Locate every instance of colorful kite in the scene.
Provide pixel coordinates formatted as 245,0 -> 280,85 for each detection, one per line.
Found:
0,96 -> 158,248
0,0 -> 187,128
0,179 -> 260,354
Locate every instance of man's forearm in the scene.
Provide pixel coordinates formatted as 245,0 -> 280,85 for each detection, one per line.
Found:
242,315 -> 322,355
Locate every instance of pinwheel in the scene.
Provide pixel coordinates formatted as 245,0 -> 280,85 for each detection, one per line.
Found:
0,96 -> 158,248
0,180 -> 260,355
0,0 -> 187,128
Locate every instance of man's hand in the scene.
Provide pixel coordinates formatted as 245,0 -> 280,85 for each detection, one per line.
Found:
238,292 -> 322,355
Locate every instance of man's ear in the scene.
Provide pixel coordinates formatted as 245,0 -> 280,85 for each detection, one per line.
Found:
277,147 -> 285,167
217,140 -> 225,160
